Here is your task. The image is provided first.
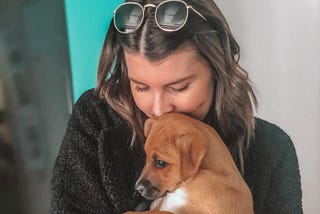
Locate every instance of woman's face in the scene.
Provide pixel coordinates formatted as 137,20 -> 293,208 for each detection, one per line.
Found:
125,47 -> 214,120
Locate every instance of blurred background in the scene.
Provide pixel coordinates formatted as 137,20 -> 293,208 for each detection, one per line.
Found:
0,0 -> 319,213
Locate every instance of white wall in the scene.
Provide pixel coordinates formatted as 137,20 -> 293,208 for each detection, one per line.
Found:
215,0 -> 320,213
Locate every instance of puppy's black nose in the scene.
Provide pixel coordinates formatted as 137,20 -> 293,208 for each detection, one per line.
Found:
135,183 -> 144,195
135,179 -> 159,200
135,179 -> 150,193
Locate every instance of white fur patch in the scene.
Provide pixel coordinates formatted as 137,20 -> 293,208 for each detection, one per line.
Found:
158,188 -> 188,212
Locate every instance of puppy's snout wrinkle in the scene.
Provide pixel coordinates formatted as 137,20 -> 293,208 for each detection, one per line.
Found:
135,179 -> 159,200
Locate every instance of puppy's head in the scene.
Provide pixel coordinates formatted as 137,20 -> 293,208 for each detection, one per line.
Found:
135,113 -> 208,200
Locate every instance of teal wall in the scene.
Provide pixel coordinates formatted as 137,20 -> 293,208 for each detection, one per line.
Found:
64,0 -> 123,102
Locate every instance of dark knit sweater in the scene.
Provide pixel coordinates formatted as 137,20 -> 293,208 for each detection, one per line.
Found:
50,89 -> 303,214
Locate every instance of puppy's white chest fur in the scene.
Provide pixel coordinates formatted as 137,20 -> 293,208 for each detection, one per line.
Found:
151,188 -> 188,213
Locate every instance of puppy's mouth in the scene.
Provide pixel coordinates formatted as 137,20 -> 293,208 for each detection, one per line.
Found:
139,189 -> 169,200
139,187 -> 159,200
160,190 -> 170,198
135,181 -> 170,200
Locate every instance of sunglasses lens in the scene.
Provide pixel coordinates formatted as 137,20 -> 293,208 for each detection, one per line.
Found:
114,4 -> 143,33
156,1 -> 188,31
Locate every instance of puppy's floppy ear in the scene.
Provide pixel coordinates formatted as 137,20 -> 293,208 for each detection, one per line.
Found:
177,133 -> 208,181
144,118 -> 156,137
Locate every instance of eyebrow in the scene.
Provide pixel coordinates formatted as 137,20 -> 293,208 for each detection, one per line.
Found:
129,74 -> 196,86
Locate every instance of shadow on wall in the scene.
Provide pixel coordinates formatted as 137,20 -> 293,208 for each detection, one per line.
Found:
0,0 -> 71,213
0,100 -> 23,214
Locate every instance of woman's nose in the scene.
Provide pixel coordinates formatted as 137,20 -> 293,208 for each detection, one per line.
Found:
151,94 -> 174,117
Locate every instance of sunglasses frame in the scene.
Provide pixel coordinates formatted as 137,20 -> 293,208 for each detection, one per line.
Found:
113,0 -> 207,34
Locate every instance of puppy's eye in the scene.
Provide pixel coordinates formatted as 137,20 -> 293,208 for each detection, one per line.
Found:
154,158 -> 167,169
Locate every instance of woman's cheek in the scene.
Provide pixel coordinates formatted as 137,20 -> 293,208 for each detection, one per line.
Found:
132,92 -> 152,113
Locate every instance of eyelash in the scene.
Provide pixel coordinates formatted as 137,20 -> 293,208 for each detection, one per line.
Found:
135,86 -> 148,92
169,85 -> 189,93
134,85 -> 190,93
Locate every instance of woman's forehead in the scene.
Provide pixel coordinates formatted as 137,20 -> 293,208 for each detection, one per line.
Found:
125,49 -> 209,84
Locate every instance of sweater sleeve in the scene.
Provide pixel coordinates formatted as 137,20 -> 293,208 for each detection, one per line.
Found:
246,119 -> 303,214
50,90 -> 114,213
264,140 -> 303,213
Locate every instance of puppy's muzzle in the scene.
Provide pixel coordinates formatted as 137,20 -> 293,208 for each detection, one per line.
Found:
135,179 -> 159,200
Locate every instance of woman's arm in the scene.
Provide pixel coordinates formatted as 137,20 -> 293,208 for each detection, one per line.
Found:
264,142 -> 303,214
50,90 -> 114,213
245,119 -> 303,214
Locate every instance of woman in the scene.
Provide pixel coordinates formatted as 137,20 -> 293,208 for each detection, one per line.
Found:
51,0 -> 303,213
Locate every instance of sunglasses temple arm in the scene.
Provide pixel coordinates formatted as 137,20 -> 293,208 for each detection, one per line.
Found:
189,6 -> 207,21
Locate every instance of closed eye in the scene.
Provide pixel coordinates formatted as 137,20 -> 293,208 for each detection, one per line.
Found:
131,81 -> 149,92
169,84 -> 189,93
135,85 -> 149,92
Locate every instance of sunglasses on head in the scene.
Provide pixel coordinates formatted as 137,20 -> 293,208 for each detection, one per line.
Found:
113,0 -> 207,34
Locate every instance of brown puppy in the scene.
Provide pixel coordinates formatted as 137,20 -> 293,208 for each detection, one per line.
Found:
125,113 -> 253,214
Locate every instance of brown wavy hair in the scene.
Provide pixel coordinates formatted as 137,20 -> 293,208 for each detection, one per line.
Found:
96,0 -> 257,174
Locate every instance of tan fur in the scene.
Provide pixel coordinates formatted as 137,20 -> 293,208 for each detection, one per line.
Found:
124,113 -> 254,214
